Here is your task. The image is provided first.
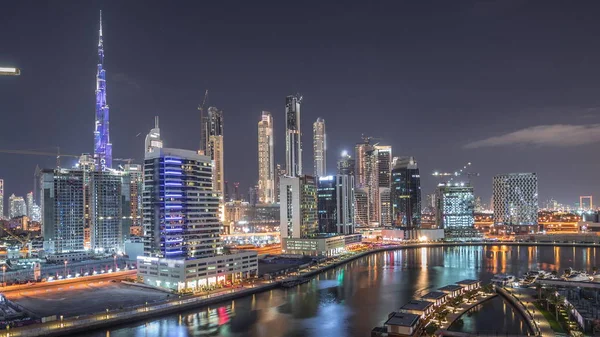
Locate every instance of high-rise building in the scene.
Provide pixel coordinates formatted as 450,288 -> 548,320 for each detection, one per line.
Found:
317,175 -> 355,234
93,11 -> 112,171
233,182 -> 240,201
90,170 -> 124,253
274,164 -> 285,203
138,146 -> 257,291
124,164 -> 143,237
354,141 -> 373,188
391,156 -> 421,227
142,148 -> 222,258
337,151 -> 355,176
201,107 -> 225,217
376,145 -> 392,226
30,204 -> 41,223
435,183 -> 474,228
41,169 -> 86,253
258,111 -> 275,204
0,179 -> 4,220
279,175 -> 318,238
26,192 -> 34,218
354,188 -> 369,226
144,116 -> 163,154
200,106 -> 224,155
365,147 -> 380,225
313,117 -> 326,177
9,194 -> 26,219
285,95 -> 302,177
493,173 -> 538,232
224,181 -> 230,202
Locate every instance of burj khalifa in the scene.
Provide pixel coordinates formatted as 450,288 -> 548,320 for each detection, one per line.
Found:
93,10 -> 112,171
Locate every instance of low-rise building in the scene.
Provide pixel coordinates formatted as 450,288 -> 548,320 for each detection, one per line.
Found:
383,312 -> 421,336
137,251 -> 258,291
457,279 -> 481,292
438,284 -> 464,298
420,291 -> 448,307
399,299 -> 434,319
282,234 -> 346,256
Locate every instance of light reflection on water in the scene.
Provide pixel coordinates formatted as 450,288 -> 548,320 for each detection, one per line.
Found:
81,245 -> 599,337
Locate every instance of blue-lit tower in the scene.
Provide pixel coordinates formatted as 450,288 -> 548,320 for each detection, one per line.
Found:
94,10 -> 112,171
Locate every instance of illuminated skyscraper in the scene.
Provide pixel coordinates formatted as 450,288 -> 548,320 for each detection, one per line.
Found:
90,170 -> 124,253
337,151 -> 355,176
285,95 -> 302,177
26,192 -> 34,218
93,11 -> 112,171
317,175 -> 355,234
435,183 -> 474,228
375,145 -> 392,225
124,164 -> 143,236
313,117 -> 326,177
41,169 -> 86,253
145,116 -> 163,154
279,175 -> 317,238
9,194 -> 26,219
493,173 -> 538,232
391,157 -> 421,227
201,107 -> 225,201
257,111 -> 275,203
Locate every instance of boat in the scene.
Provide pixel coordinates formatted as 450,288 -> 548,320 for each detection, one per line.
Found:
592,273 -> 600,283
491,274 -> 516,287
525,270 -> 550,279
281,278 -> 310,288
520,274 -> 538,287
563,272 -> 592,282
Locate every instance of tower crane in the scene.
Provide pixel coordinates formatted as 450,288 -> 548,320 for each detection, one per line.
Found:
0,149 -> 136,168
432,162 -> 479,184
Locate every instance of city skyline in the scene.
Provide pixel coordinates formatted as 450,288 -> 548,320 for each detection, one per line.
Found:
2,2 -> 600,205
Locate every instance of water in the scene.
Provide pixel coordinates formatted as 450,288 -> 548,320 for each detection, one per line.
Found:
83,245 -> 600,337
449,296 -> 529,335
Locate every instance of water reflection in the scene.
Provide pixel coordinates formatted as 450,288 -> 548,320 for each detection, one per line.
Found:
81,245 -> 599,337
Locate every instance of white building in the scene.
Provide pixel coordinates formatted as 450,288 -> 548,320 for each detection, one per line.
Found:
313,117 -> 326,177
257,111 -> 275,204
279,175 -> 318,239
9,194 -> 26,219
137,142 -> 257,292
493,173 -> 538,232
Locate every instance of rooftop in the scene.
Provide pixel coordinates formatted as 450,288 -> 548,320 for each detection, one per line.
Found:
438,284 -> 464,292
421,291 -> 447,300
384,312 -> 420,327
457,279 -> 481,285
400,300 -> 433,312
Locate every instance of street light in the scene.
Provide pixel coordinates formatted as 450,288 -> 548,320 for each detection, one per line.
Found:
64,260 -> 68,278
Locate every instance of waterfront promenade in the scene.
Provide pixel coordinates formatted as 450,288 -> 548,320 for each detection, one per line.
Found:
2,241 -> 597,337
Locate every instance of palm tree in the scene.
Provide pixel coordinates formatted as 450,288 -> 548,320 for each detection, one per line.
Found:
548,294 -> 565,321
534,283 -> 543,300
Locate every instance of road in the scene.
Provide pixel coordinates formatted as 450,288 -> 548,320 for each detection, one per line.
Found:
1,270 -> 136,298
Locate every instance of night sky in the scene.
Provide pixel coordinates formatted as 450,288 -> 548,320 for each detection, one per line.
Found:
2,0 -> 600,207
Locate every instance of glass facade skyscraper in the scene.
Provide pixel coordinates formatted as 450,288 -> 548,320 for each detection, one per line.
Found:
317,175 -> 355,234
93,11 -> 112,171
258,111 -> 275,203
391,156 -> 421,227
313,117 -> 326,177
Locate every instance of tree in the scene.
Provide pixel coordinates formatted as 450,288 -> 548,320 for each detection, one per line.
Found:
535,283 -> 543,300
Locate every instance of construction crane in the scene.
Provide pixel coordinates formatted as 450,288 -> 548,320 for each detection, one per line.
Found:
0,148 -> 79,167
198,89 -> 209,150
432,162 -> 480,184
0,149 -> 136,168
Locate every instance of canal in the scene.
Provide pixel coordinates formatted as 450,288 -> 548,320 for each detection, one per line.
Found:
84,245 -> 600,337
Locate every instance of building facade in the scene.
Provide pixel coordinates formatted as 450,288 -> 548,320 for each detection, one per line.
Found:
124,164 -> 143,236
41,169 -> 86,253
89,170 -> 124,253
9,194 -> 26,219
279,175 -> 318,238
257,111 -> 275,204
337,151 -> 355,176
317,175 -> 355,234
435,183 -> 475,229
285,95 -> 302,177
138,146 -> 257,291
391,156 -> 421,227
376,145 -> 392,226
93,11 -> 112,171
313,117 -> 326,177
493,173 -> 538,232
